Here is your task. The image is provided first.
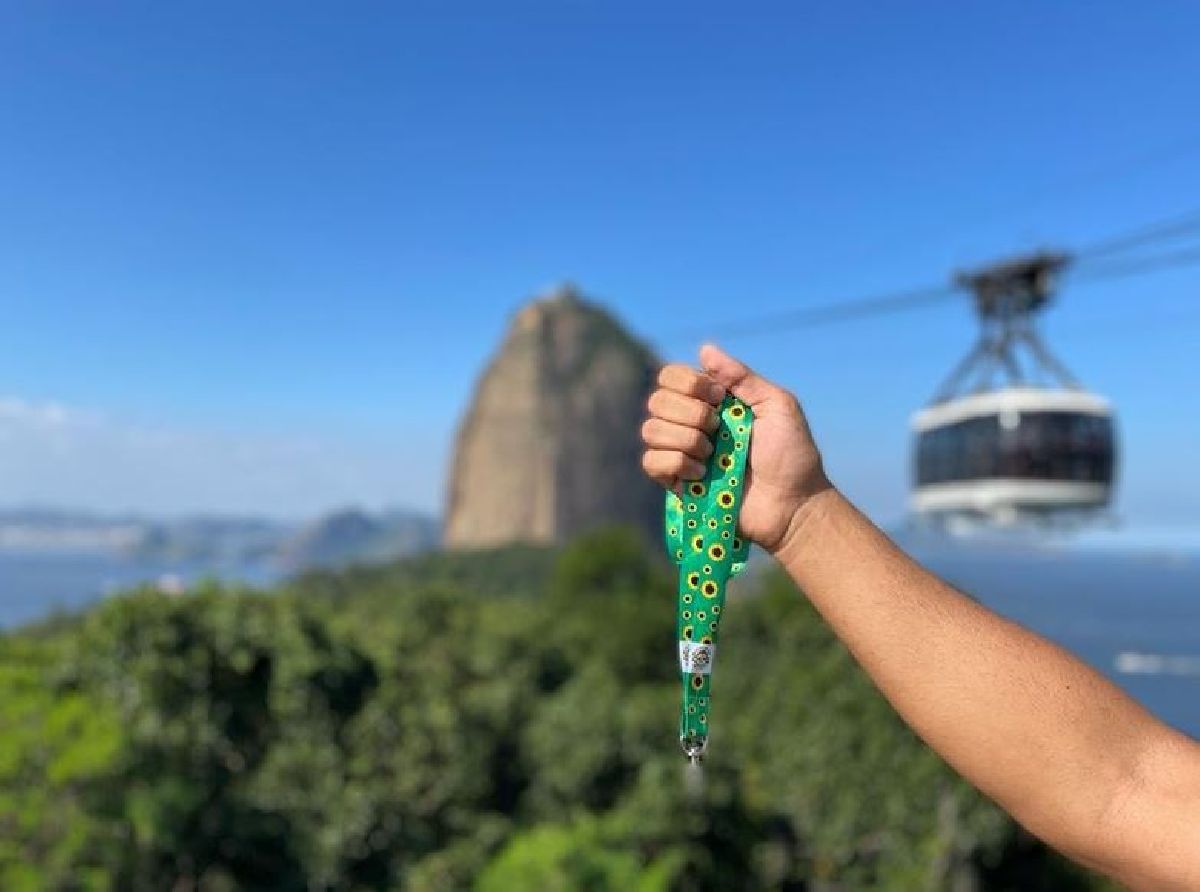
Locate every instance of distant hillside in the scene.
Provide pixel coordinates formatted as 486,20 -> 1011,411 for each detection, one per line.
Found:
0,506 -> 438,571
277,508 -> 438,570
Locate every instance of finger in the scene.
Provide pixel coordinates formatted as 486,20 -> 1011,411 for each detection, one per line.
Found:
640,418 -> 714,460
647,389 -> 720,432
698,343 -> 783,408
657,363 -> 725,405
642,449 -> 706,483
645,469 -> 678,492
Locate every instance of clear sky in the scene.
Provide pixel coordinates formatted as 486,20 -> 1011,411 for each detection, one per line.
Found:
1,1 -> 1198,525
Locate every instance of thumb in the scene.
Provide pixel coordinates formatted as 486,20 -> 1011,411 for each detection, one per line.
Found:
699,343 -> 782,408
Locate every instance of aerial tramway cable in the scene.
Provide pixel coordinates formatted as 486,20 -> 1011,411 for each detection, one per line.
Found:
690,207 -> 1200,341
1073,210 -> 1200,262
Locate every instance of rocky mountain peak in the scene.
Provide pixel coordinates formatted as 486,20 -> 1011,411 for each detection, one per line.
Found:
444,286 -> 663,548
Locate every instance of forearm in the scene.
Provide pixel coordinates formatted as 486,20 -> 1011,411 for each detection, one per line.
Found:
772,488 -> 1170,870
645,348 -> 1200,886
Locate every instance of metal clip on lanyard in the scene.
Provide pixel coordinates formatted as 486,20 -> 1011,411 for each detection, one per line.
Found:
664,394 -> 752,764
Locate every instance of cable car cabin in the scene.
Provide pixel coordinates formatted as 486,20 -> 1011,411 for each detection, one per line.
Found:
911,388 -> 1116,522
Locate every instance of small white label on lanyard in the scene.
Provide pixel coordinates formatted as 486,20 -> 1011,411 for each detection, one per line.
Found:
679,640 -> 715,674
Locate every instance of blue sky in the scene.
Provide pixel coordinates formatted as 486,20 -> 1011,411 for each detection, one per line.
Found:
1,1 -> 1197,524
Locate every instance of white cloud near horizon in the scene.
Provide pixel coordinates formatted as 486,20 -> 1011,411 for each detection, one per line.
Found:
0,395 -> 444,518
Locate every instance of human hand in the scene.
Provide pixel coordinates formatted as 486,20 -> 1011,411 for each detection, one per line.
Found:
641,344 -> 831,554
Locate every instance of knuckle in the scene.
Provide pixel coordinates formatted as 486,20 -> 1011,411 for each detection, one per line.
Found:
656,364 -> 683,387
771,386 -> 800,414
660,364 -> 709,399
688,430 -> 710,455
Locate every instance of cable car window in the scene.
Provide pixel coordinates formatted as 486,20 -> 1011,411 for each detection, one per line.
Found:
916,411 -> 1113,486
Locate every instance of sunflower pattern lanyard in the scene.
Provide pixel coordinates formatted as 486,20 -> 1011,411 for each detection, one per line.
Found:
664,394 -> 752,763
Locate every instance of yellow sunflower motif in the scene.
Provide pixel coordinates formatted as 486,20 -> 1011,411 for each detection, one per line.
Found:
701,580 -> 719,598
718,454 -> 734,471
688,482 -> 706,497
708,543 -> 726,561
691,534 -> 704,552
717,491 -> 734,508
729,404 -> 745,419
682,625 -> 694,640
687,572 -> 700,589
691,674 -> 705,690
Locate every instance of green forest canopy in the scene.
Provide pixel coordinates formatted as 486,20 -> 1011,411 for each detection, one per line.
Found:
0,528 -> 1116,891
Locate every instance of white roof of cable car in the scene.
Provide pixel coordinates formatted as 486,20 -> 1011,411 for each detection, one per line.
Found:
911,387 -> 1112,432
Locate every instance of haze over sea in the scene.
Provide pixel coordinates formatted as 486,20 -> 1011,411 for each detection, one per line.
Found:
0,551 -> 280,629
5,533 -> 1199,739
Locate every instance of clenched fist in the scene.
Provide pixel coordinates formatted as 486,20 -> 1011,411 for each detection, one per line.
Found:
641,344 -> 831,554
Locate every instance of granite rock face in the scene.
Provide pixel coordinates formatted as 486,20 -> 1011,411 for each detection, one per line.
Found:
444,285 -> 663,548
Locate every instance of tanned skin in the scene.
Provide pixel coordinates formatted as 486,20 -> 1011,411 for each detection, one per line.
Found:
641,344 -> 1200,890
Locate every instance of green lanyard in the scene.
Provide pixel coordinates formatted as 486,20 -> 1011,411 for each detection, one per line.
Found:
663,395 -> 752,763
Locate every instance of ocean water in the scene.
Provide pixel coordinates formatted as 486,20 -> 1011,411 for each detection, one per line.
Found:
2,541 -> 1198,738
0,552 -> 281,629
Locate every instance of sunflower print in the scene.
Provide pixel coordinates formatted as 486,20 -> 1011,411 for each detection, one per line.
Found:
663,393 -> 752,759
